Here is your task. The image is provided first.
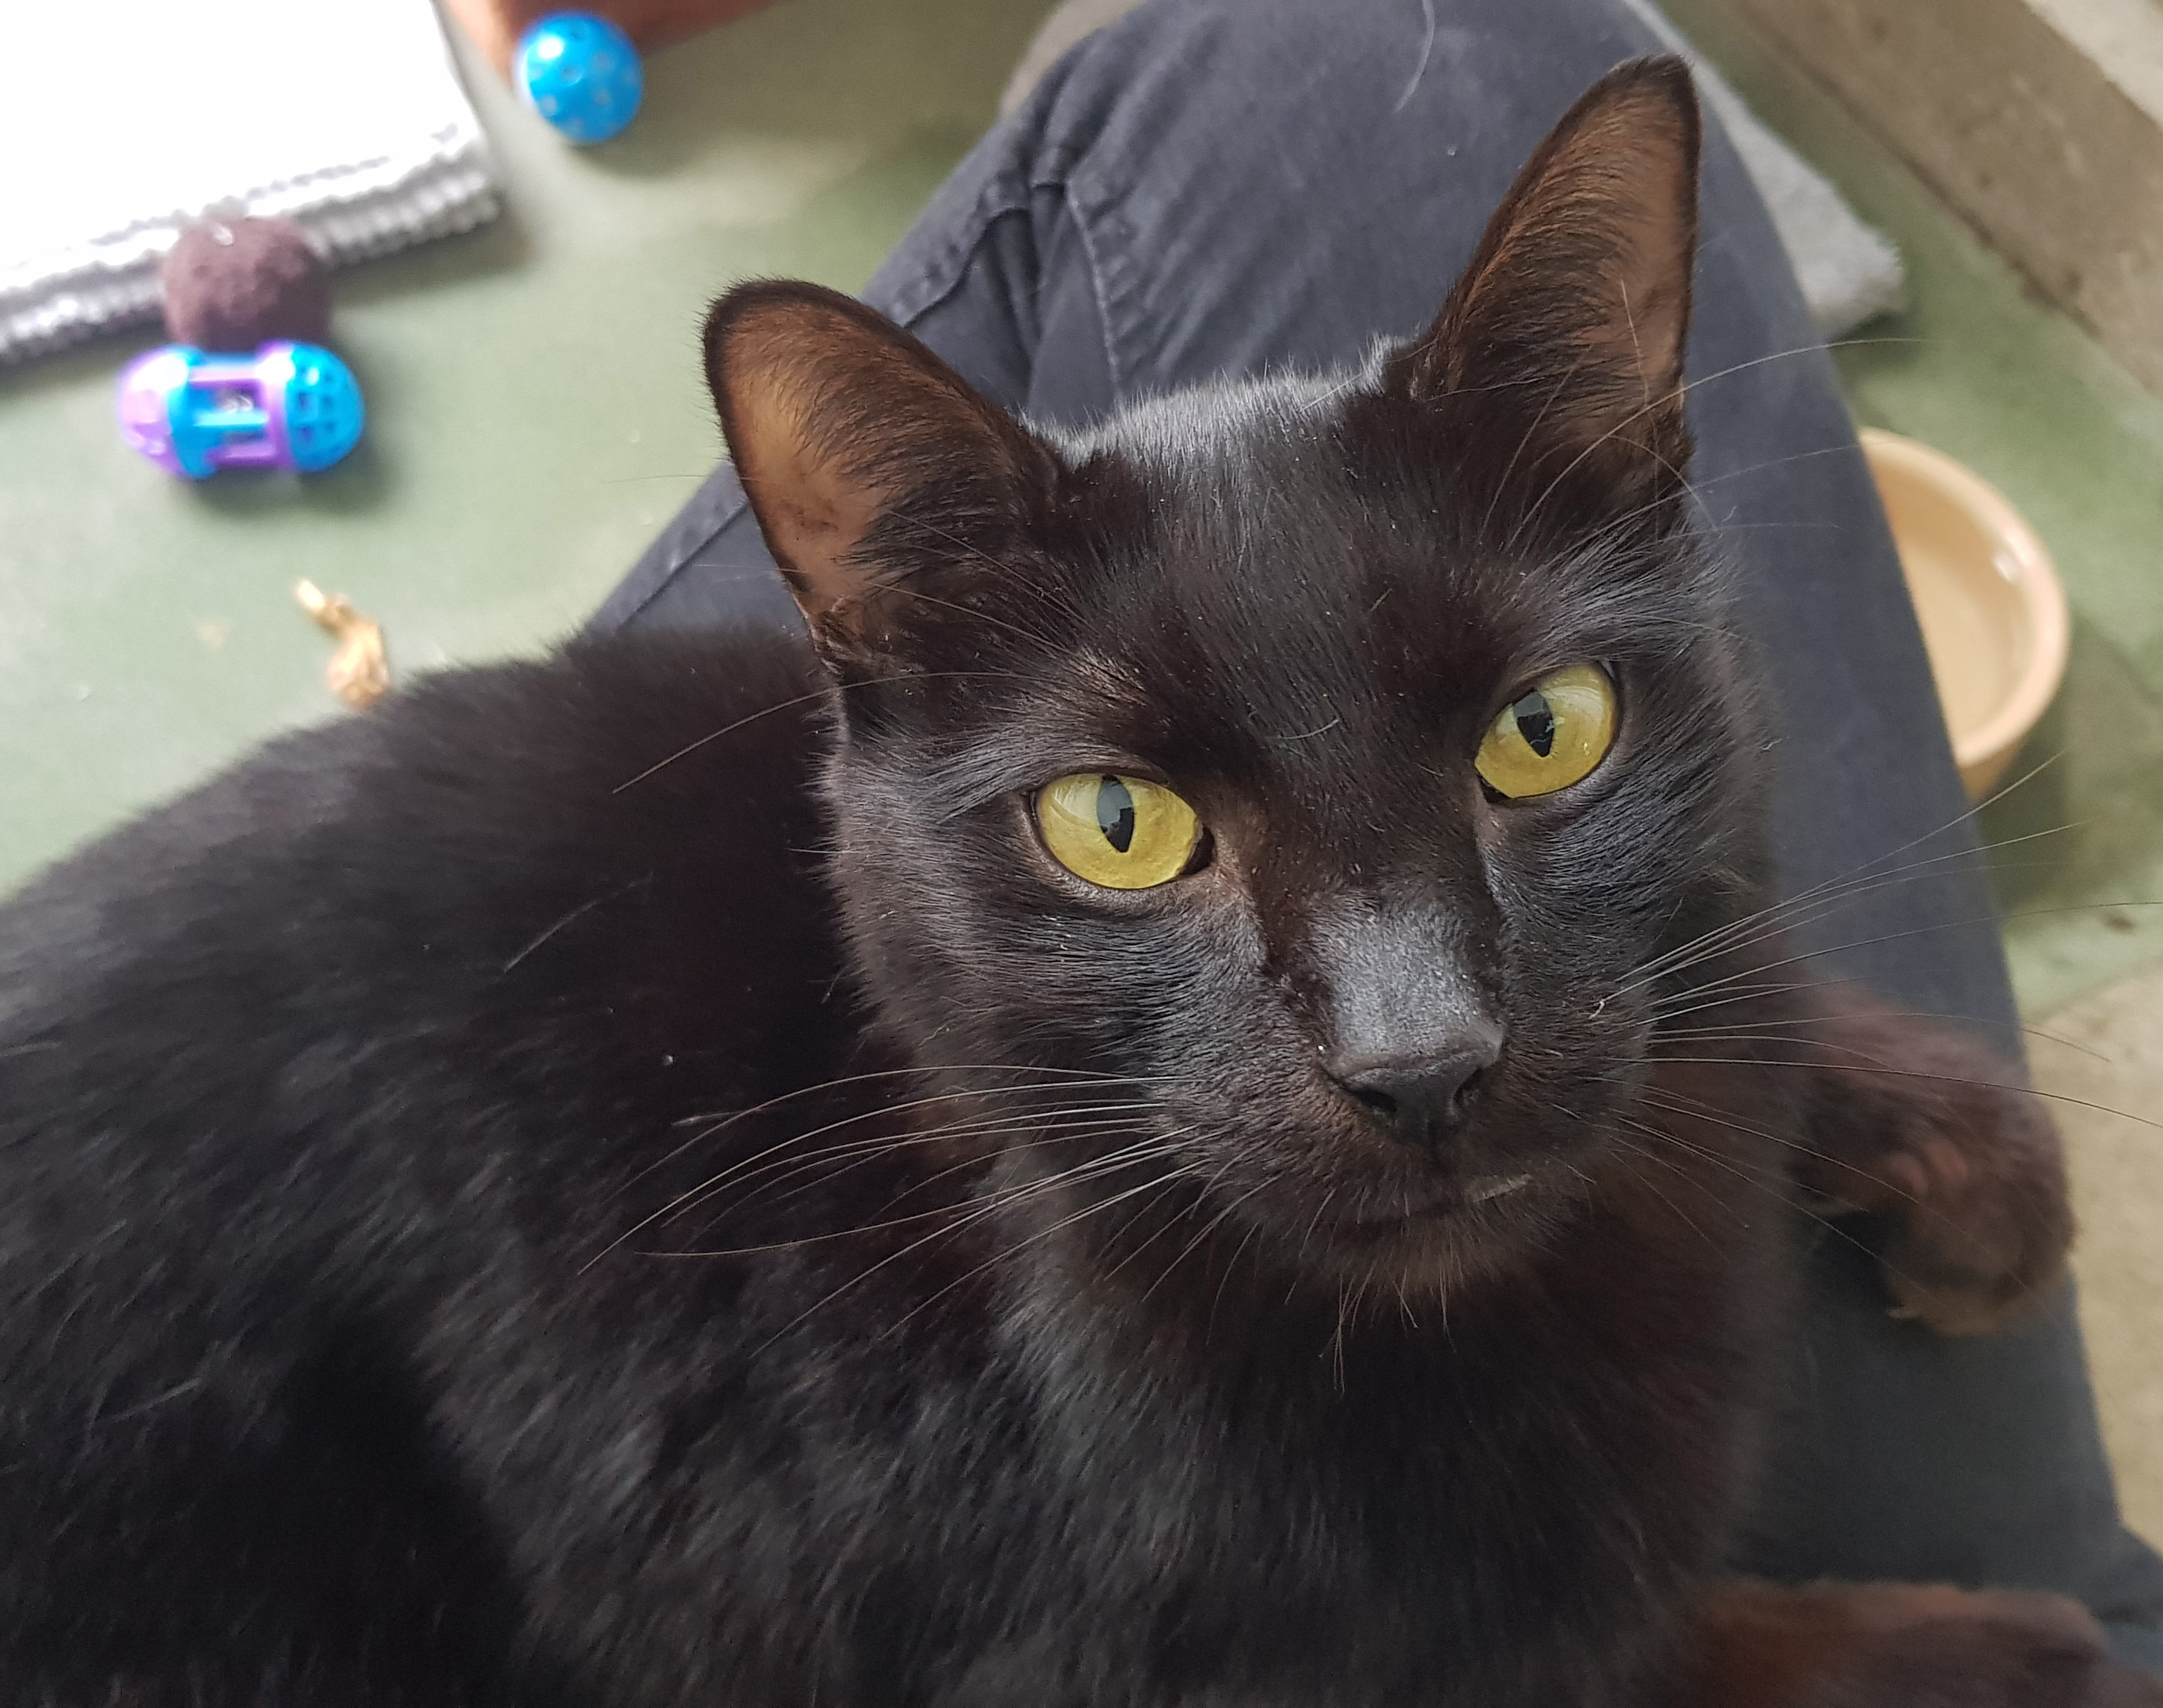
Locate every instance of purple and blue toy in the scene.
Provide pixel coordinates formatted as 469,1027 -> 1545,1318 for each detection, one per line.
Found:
516,13 -> 643,145
116,342 -> 365,479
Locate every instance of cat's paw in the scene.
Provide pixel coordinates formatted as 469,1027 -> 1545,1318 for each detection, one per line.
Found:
1785,987 -> 2079,1335
1846,1022 -> 2072,1337
1697,1581 -> 2163,1708
1799,1584 -> 2163,1708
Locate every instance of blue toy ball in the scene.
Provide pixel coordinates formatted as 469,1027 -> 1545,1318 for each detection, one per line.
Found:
516,13 -> 643,145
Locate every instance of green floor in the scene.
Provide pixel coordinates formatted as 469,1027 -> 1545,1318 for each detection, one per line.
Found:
5,0 -> 2163,1019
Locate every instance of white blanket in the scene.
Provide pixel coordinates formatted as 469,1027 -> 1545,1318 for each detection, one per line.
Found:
1,0 -> 499,366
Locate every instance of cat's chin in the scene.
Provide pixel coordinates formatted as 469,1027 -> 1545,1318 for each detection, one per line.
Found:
1337,1169 -> 1536,1231
1280,1161 -> 1588,1294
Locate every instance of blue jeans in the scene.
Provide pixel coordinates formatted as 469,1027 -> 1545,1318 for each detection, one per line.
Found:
596,0 -> 2163,1662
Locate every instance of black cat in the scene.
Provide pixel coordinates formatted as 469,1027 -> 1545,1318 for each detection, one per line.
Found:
0,59 -> 2145,1708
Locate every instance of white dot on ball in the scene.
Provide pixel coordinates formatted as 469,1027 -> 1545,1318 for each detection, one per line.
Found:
538,95 -> 560,114
594,88 -> 612,104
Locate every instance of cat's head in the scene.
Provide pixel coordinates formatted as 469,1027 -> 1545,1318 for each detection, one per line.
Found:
704,59 -> 1765,1296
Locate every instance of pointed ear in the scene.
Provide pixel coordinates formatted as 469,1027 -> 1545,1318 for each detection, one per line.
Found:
1390,56 -> 1701,511
703,282 -> 1055,665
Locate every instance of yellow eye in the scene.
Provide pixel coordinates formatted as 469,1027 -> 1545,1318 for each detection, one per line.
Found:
1034,773 -> 1201,890
1475,663 -> 1618,800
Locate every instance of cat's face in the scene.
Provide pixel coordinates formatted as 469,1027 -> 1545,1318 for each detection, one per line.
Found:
709,59 -> 1765,1295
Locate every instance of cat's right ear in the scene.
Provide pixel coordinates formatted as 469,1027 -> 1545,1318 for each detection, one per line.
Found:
1390,56 -> 1701,520
703,282 -> 1055,669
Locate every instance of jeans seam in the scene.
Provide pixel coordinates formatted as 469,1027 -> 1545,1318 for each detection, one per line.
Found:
1051,176 -> 1127,404
875,172 -> 1035,332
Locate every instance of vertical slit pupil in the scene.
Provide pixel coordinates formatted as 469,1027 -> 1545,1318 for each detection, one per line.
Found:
1512,691 -> 1557,758
1096,776 -> 1137,852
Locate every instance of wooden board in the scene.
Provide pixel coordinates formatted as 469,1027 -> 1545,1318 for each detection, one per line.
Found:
1728,0 -> 2163,398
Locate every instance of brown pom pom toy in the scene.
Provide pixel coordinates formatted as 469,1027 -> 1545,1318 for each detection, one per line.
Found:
160,218 -> 331,350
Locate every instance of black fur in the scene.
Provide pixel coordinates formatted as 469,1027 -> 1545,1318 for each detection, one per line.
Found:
0,61 -> 2130,1708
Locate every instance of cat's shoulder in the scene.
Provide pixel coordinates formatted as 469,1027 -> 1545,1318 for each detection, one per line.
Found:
0,626 -> 837,1054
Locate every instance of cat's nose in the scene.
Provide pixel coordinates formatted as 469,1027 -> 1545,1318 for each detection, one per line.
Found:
1331,1037 -> 1501,1145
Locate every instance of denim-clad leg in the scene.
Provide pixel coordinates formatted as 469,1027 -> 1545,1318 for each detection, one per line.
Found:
594,0 -> 2163,1658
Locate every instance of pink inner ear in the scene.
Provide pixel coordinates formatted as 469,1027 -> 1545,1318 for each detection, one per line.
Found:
1408,61 -> 1701,486
1542,103 -> 1695,401
709,297 -> 950,643
731,382 -> 898,630
712,307 -> 902,632
703,282 -> 1055,664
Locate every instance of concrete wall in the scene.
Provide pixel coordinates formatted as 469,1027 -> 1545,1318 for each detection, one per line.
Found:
1731,0 -> 2163,397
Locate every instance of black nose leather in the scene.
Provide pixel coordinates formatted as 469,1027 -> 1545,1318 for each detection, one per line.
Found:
1333,1041 -> 1499,1142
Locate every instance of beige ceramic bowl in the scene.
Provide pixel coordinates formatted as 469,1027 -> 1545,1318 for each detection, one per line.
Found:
1859,428 -> 2070,801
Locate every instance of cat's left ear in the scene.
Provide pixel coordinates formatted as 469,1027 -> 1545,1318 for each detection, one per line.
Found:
1390,56 -> 1701,514
703,282 -> 1056,668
